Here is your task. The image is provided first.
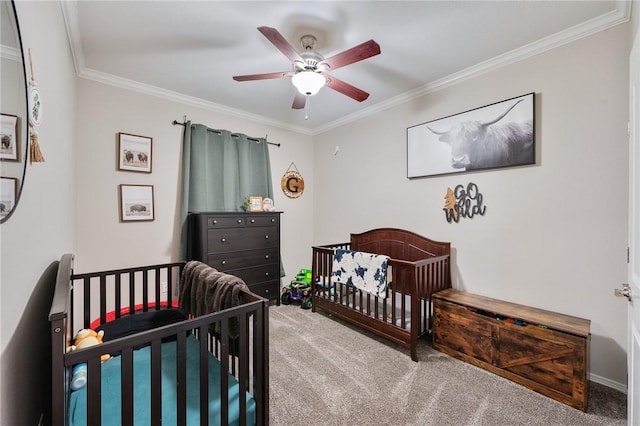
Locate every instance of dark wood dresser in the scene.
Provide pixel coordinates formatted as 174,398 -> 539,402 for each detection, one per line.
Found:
187,211 -> 282,303
433,289 -> 590,411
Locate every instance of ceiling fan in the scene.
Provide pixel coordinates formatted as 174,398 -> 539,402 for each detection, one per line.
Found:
233,26 -> 381,110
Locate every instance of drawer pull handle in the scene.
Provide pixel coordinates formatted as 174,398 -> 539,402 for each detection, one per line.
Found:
265,235 -> 269,239
221,260 -> 226,265
213,220 -> 217,224
265,255 -> 269,260
265,272 -> 269,277
221,238 -> 227,243
271,218 -> 275,223
237,219 -> 242,224
251,219 -> 255,223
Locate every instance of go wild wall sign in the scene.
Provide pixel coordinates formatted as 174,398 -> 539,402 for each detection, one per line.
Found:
444,182 -> 486,223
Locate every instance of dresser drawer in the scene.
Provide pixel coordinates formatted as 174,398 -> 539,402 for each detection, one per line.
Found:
207,226 -> 279,253
207,216 -> 246,227
205,214 -> 279,228
245,214 -> 279,227
227,263 -> 280,285
207,248 -> 279,271
248,280 -> 280,300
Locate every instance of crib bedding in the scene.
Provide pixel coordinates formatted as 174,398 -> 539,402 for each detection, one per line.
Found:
331,249 -> 390,298
68,334 -> 256,426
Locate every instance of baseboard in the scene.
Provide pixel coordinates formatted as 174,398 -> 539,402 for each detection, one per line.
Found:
589,372 -> 628,394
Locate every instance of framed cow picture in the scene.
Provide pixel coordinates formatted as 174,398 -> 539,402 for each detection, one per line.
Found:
118,132 -> 152,173
407,92 -> 535,178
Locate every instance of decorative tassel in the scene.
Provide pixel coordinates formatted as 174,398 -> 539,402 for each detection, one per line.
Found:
30,129 -> 45,163
27,48 -> 45,163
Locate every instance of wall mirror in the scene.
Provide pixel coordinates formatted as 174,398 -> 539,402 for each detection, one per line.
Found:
0,0 -> 28,224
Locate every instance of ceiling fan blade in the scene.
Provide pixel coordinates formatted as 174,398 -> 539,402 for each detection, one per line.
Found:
257,26 -> 304,63
233,71 -> 290,81
320,40 -> 381,71
325,75 -> 370,102
292,92 -> 306,109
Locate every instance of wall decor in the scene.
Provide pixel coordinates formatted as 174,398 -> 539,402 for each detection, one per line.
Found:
249,196 -> 263,212
281,162 -> 304,198
27,48 -> 45,162
118,132 -> 152,173
119,184 -> 154,222
0,177 -> 18,218
407,92 -> 534,178
0,114 -> 18,161
443,182 -> 486,223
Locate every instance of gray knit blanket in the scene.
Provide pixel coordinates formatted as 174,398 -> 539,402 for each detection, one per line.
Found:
179,260 -> 250,338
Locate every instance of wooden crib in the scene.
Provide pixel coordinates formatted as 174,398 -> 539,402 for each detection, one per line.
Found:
49,254 -> 268,426
311,228 -> 451,361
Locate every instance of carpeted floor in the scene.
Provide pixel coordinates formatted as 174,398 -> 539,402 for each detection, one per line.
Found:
269,304 -> 627,426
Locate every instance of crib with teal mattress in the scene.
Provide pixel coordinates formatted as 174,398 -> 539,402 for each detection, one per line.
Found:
49,254 -> 268,426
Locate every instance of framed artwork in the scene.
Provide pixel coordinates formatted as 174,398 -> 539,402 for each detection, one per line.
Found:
0,114 -> 19,161
119,184 -> 154,222
0,177 -> 18,218
118,132 -> 152,173
407,92 -> 535,178
249,196 -> 263,212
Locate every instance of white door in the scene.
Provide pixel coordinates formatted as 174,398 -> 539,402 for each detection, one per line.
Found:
627,29 -> 640,425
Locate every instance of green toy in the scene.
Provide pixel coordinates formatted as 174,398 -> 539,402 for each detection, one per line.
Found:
294,268 -> 312,284
281,269 -> 313,309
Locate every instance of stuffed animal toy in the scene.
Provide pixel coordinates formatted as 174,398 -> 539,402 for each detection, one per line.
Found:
67,329 -> 110,391
67,328 -> 110,362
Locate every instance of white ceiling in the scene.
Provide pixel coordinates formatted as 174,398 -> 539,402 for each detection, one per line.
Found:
61,1 -> 630,135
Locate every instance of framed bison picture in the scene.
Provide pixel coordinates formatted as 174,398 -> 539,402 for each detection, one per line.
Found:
118,132 -> 152,173
1,114 -> 19,161
0,177 -> 17,218
119,184 -> 154,222
407,92 -> 535,178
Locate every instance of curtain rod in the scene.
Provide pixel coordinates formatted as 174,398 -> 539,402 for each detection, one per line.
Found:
172,119 -> 281,147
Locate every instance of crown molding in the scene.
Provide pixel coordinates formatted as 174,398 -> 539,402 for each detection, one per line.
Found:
61,0 -> 630,137
0,44 -> 21,62
313,1 -> 631,134
59,1 -> 313,135
78,67 -> 314,135
59,0 -> 84,76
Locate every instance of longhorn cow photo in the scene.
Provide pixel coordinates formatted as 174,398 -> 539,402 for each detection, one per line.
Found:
407,93 -> 535,178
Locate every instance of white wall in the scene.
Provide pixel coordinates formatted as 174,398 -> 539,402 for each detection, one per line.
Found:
74,79 -> 315,283
313,25 -> 630,387
0,1 -> 77,424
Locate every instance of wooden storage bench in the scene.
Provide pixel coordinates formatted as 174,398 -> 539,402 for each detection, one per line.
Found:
432,289 -> 590,411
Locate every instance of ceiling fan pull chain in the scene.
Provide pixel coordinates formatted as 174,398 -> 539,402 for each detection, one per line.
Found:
305,94 -> 310,120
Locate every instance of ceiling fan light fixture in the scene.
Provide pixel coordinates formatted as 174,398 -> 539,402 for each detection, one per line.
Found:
292,71 -> 326,96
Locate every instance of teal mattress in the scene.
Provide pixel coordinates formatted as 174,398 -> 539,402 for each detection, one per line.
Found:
68,334 -> 255,425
